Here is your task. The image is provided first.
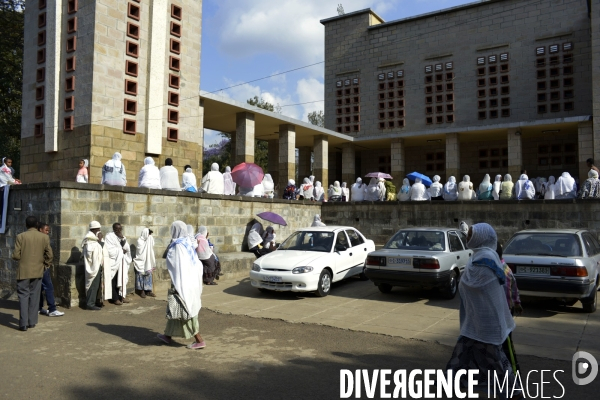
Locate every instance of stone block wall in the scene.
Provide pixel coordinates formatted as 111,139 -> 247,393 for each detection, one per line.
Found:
0,182 -> 320,305
321,199 -> 600,247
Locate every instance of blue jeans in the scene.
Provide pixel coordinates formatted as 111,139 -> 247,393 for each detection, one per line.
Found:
39,269 -> 57,313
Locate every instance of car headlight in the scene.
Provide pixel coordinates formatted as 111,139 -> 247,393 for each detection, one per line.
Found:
292,266 -> 314,274
252,263 -> 261,272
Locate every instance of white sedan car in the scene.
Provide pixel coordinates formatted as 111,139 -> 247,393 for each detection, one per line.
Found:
249,226 -> 376,297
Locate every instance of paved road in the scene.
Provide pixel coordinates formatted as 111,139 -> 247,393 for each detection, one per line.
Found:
0,295 -> 597,399
199,276 -> 600,362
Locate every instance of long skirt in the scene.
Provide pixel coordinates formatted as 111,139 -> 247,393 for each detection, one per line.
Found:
446,336 -> 519,399
164,316 -> 199,339
135,270 -> 153,291
201,254 -> 221,284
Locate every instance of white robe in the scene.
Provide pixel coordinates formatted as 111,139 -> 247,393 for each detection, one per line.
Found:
248,223 -> 264,249
166,236 -> 203,317
410,183 -> 430,201
428,182 -> 443,198
223,172 -> 236,195
457,181 -> 475,200
138,165 -> 161,189
201,170 -> 225,194
160,166 -> 181,191
351,181 -> 365,202
314,184 -> 325,202
181,171 -> 198,192
133,229 -> 155,274
82,232 -> 103,292
101,160 -> 126,186
102,232 -> 132,300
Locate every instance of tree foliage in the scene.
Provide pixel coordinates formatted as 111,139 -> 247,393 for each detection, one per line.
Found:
307,110 -> 324,127
0,0 -> 24,176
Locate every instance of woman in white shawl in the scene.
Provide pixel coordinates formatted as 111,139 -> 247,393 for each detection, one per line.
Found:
477,174 -> 493,200
133,228 -> 156,298
157,221 -> 205,350
376,178 -> 387,201
350,178 -> 365,202
101,152 -> 127,186
262,174 -> 274,198
223,166 -> 236,195
409,178 -> 430,201
398,178 -> 411,201
492,175 -> 502,200
311,214 -> 326,227
195,226 -> 220,285
457,175 -> 475,201
364,178 -> 380,201
181,166 -> 198,192
555,172 -> 577,199
446,223 -> 517,397
301,178 -> 314,200
186,225 -> 198,250
247,221 -> 271,258
514,174 -> 535,200
543,176 -> 556,200
313,181 -> 325,202
200,162 -> 224,194
442,176 -> 458,201
428,175 -> 443,200
330,181 -> 343,200
138,157 -> 161,189
262,226 -> 277,250
341,182 -> 350,202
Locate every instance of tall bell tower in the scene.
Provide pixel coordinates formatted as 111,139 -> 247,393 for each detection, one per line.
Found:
20,0 -> 204,184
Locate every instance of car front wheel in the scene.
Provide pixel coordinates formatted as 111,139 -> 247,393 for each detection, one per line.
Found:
316,270 -> 332,297
441,270 -> 458,299
582,281 -> 598,313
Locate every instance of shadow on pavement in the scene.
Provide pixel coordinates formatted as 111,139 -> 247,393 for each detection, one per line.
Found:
87,322 -> 186,347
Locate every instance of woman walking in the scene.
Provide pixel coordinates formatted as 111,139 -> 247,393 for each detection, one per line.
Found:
446,223 -> 518,398
157,221 -> 205,349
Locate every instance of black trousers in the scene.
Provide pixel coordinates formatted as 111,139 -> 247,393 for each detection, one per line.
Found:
111,274 -> 122,301
86,270 -> 102,309
17,278 -> 42,328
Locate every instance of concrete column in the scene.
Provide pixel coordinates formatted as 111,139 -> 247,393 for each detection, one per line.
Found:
445,133 -> 460,179
341,143 -> 356,186
267,139 -> 280,186
507,128 -> 522,178
390,138 -> 405,188
592,0 -> 600,161
235,112 -> 255,164
278,124 -> 296,188
313,135 -> 329,190
578,121 -> 594,183
44,0 -> 63,153
229,131 -> 237,166
297,146 -> 312,180
196,100 -> 204,173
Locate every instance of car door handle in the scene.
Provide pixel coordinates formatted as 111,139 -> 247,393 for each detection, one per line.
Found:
457,256 -> 460,260
468,253 -> 472,256
349,253 -> 353,256
364,248 -> 367,251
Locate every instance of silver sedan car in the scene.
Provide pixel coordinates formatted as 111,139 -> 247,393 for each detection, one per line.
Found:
503,229 -> 599,313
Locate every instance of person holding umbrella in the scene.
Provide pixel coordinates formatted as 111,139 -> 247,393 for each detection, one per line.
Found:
231,163 -> 265,197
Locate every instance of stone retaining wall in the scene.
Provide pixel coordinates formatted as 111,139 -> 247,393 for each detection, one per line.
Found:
0,182 -> 321,306
321,199 -> 600,246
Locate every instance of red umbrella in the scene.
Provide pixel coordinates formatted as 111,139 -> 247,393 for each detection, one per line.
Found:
231,163 -> 264,188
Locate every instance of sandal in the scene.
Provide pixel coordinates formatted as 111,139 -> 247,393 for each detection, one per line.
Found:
157,334 -> 172,344
187,341 -> 206,350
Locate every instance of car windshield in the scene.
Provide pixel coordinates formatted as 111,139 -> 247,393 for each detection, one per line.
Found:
278,231 -> 334,253
384,231 -> 446,251
504,233 -> 582,257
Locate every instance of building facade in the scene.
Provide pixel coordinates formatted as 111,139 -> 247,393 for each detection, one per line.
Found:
20,0 -> 203,185
322,0 -> 600,187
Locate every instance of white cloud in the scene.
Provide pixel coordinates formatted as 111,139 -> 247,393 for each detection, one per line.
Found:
208,0 -> 397,65
296,78 -> 324,121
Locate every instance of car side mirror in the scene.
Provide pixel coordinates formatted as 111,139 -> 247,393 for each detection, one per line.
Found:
335,245 -> 348,252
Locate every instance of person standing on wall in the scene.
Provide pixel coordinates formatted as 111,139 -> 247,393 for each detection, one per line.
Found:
103,223 -> 132,305
12,216 -> 53,331
82,221 -> 105,311
37,223 -> 64,317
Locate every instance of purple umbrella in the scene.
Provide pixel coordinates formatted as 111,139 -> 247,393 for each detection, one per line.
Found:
231,162 -> 264,188
257,212 -> 287,227
366,172 -> 393,180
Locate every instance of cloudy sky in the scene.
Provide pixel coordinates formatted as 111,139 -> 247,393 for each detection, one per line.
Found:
200,0 -> 475,145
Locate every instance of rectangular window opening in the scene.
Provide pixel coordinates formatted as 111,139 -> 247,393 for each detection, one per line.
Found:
123,119 -> 136,135
66,56 -> 76,71
125,80 -> 138,95
126,41 -> 139,57
127,22 -> 140,39
67,0 -> 78,14
37,48 -> 45,64
169,56 -> 180,71
66,36 -> 77,52
67,17 -> 77,33
36,68 -> 45,82
35,86 -> 45,101
170,39 -> 181,54
38,12 -> 46,28
171,4 -> 183,20
125,60 -> 138,76
34,123 -> 43,137
64,116 -> 74,131
124,99 -> 137,115
65,76 -> 75,91
170,22 -> 182,37
64,96 -> 75,111
128,2 -> 141,20
37,30 -> 46,46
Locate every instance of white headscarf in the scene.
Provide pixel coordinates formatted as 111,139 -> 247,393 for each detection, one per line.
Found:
428,175 -> 443,198
201,162 -> 225,194
410,177 -> 430,201
332,181 -> 342,196
515,174 -> 535,200
309,175 -> 315,184
398,178 -> 411,201
166,221 -> 203,317
223,166 -> 236,195
460,223 -> 514,345
248,222 -> 264,249
138,157 -> 161,189
262,174 -> 274,195
492,174 -> 502,200
443,176 -> 458,201
133,228 -> 156,274
365,178 -> 380,201
182,167 -> 198,191
288,179 -> 295,186
544,176 -> 556,200
112,152 -> 122,169
459,221 -> 469,236
311,214 -> 326,227
351,178 -> 365,201
314,181 -> 324,201
101,152 -> 126,186
195,226 -> 213,260
479,174 -> 492,194
302,177 -> 314,199
341,182 -> 350,201
556,172 -> 576,196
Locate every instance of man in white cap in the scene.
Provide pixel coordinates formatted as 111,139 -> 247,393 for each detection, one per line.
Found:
82,221 -> 104,311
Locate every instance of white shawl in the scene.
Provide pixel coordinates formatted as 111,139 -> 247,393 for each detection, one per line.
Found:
201,163 -> 225,194
160,165 -> 181,191
223,166 -> 236,195
138,158 -> 161,189
133,228 -> 155,274
311,215 -> 326,227
492,175 -> 502,200
82,231 -> 103,292
167,221 -> 203,317
351,178 -> 365,202
248,222 -> 264,249
101,153 -> 127,186
102,232 -> 132,299
556,172 -> 576,197
181,168 -> 198,191
195,226 -> 213,260
313,181 -> 325,201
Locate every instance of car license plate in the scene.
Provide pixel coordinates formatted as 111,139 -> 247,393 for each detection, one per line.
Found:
517,266 -> 550,275
388,257 -> 412,266
264,276 -> 283,283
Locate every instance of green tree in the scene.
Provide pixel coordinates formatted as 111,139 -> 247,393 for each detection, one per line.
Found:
0,0 -> 24,176
307,110 -> 324,127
